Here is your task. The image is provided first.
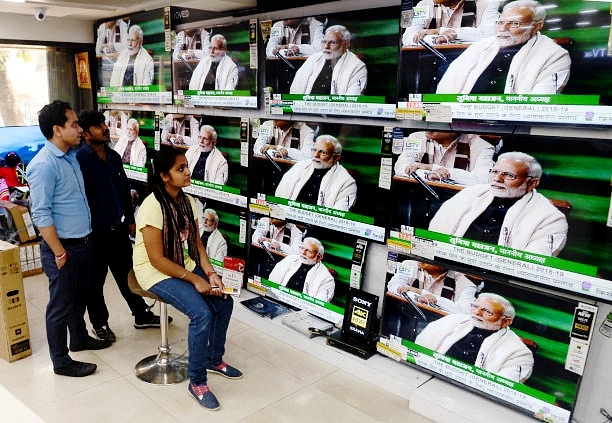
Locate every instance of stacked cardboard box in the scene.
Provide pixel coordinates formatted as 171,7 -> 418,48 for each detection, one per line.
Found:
0,200 -> 42,276
0,200 -> 37,244
0,240 -> 32,362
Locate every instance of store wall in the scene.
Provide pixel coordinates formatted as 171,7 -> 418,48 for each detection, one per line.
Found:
0,13 -> 93,44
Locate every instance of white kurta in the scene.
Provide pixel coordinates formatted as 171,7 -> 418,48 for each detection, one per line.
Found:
268,255 -> 335,302
112,135 -> 147,168
436,33 -> 571,94
188,55 -> 238,91
109,47 -> 154,87
289,50 -> 367,95
185,146 -> 229,185
415,313 -> 534,382
275,160 -> 357,211
428,185 -> 568,256
205,228 -> 227,263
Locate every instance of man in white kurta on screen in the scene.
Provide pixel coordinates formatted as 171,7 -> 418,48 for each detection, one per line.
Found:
112,118 -> 147,168
185,125 -> 228,185
289,25 -> 367,95
109,25 -> 154,87
435,0 -> 570,94
188,34 -> 238,91
275,134 -> 357,211
428,151 -> 568,256
415,292 -> 534,382
268,237 -> 335,302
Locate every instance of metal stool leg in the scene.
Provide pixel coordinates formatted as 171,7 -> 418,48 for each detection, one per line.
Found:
134,302 -> 188,384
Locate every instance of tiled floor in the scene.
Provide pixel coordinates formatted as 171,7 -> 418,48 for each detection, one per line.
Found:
0,272 -> 436,423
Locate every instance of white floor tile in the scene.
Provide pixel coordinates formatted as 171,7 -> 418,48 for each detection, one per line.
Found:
0,272 -> 520,423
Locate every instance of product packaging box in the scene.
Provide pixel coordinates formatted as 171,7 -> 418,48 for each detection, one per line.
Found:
19,241 -> 43,277
0,200 -> 37,244
0,240 -> 32,362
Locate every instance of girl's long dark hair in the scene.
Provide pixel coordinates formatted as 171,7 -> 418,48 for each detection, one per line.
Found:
147,147 -> 200,268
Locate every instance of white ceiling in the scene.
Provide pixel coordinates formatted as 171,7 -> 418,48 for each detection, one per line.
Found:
0,0 -> 256,21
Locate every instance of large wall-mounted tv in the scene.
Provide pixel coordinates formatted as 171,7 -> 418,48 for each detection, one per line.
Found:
247,206 -> 370,324
397,0 -> 612,126
159,114 -> 249,208
95,9 -> 172,105
264,6 -> 399,119
378,252 -> 597,423
172,19 -> 258,109
249,118 -> 390,242
388,129 -> 612,302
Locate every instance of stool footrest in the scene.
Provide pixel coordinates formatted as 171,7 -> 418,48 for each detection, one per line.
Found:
134,353 -> 188,384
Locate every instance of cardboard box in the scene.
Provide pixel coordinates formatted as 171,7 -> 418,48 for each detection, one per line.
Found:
19,241 -> 43,277
0,240 -> 32,362
0,200 -> 37,244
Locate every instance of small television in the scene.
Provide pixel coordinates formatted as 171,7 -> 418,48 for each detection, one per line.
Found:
249,118 -> 390,242
172,19 -> 258,109
247,206 -> 370,325
0,125 -> 46,166
388,129 -> 612,302
95,9 -> 172,105
264,6 -> 399,119
378,250 -> 598,423
104,109 -> 158,182
160,114 -> 249,209
397,1 -> 612,126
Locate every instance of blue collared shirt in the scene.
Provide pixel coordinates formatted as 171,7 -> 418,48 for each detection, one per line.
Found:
27,140 -> 91,238
76,143 -> 135,230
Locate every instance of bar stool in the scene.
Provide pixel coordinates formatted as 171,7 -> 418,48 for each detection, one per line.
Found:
127,269 -> 188,384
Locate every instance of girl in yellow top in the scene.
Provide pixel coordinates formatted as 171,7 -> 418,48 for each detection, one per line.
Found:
133,147 -> 242,410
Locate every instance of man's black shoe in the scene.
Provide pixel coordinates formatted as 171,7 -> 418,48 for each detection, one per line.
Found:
69,336 -> 112,352
134,310 -> 172,329
54,360 -> 97,377
93,325 -> 116,343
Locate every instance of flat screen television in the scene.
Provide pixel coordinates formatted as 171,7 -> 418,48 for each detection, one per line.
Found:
104,109 -> 157,183
264,6 -> 399,118
172,19 -> 258,109
397,0 -> 612,126
388,129 -> 612,302
378,251 -> 598,423
195,196 -> 247,293
160,114 -> 249,209
247,206 -> 370,325
95,9 -> 172,105
0,125 -> 46,166
248,118 -> 390,242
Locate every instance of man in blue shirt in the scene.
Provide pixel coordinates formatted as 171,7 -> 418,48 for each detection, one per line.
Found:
76,110 -> 164,343
27,101 -> 111,378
